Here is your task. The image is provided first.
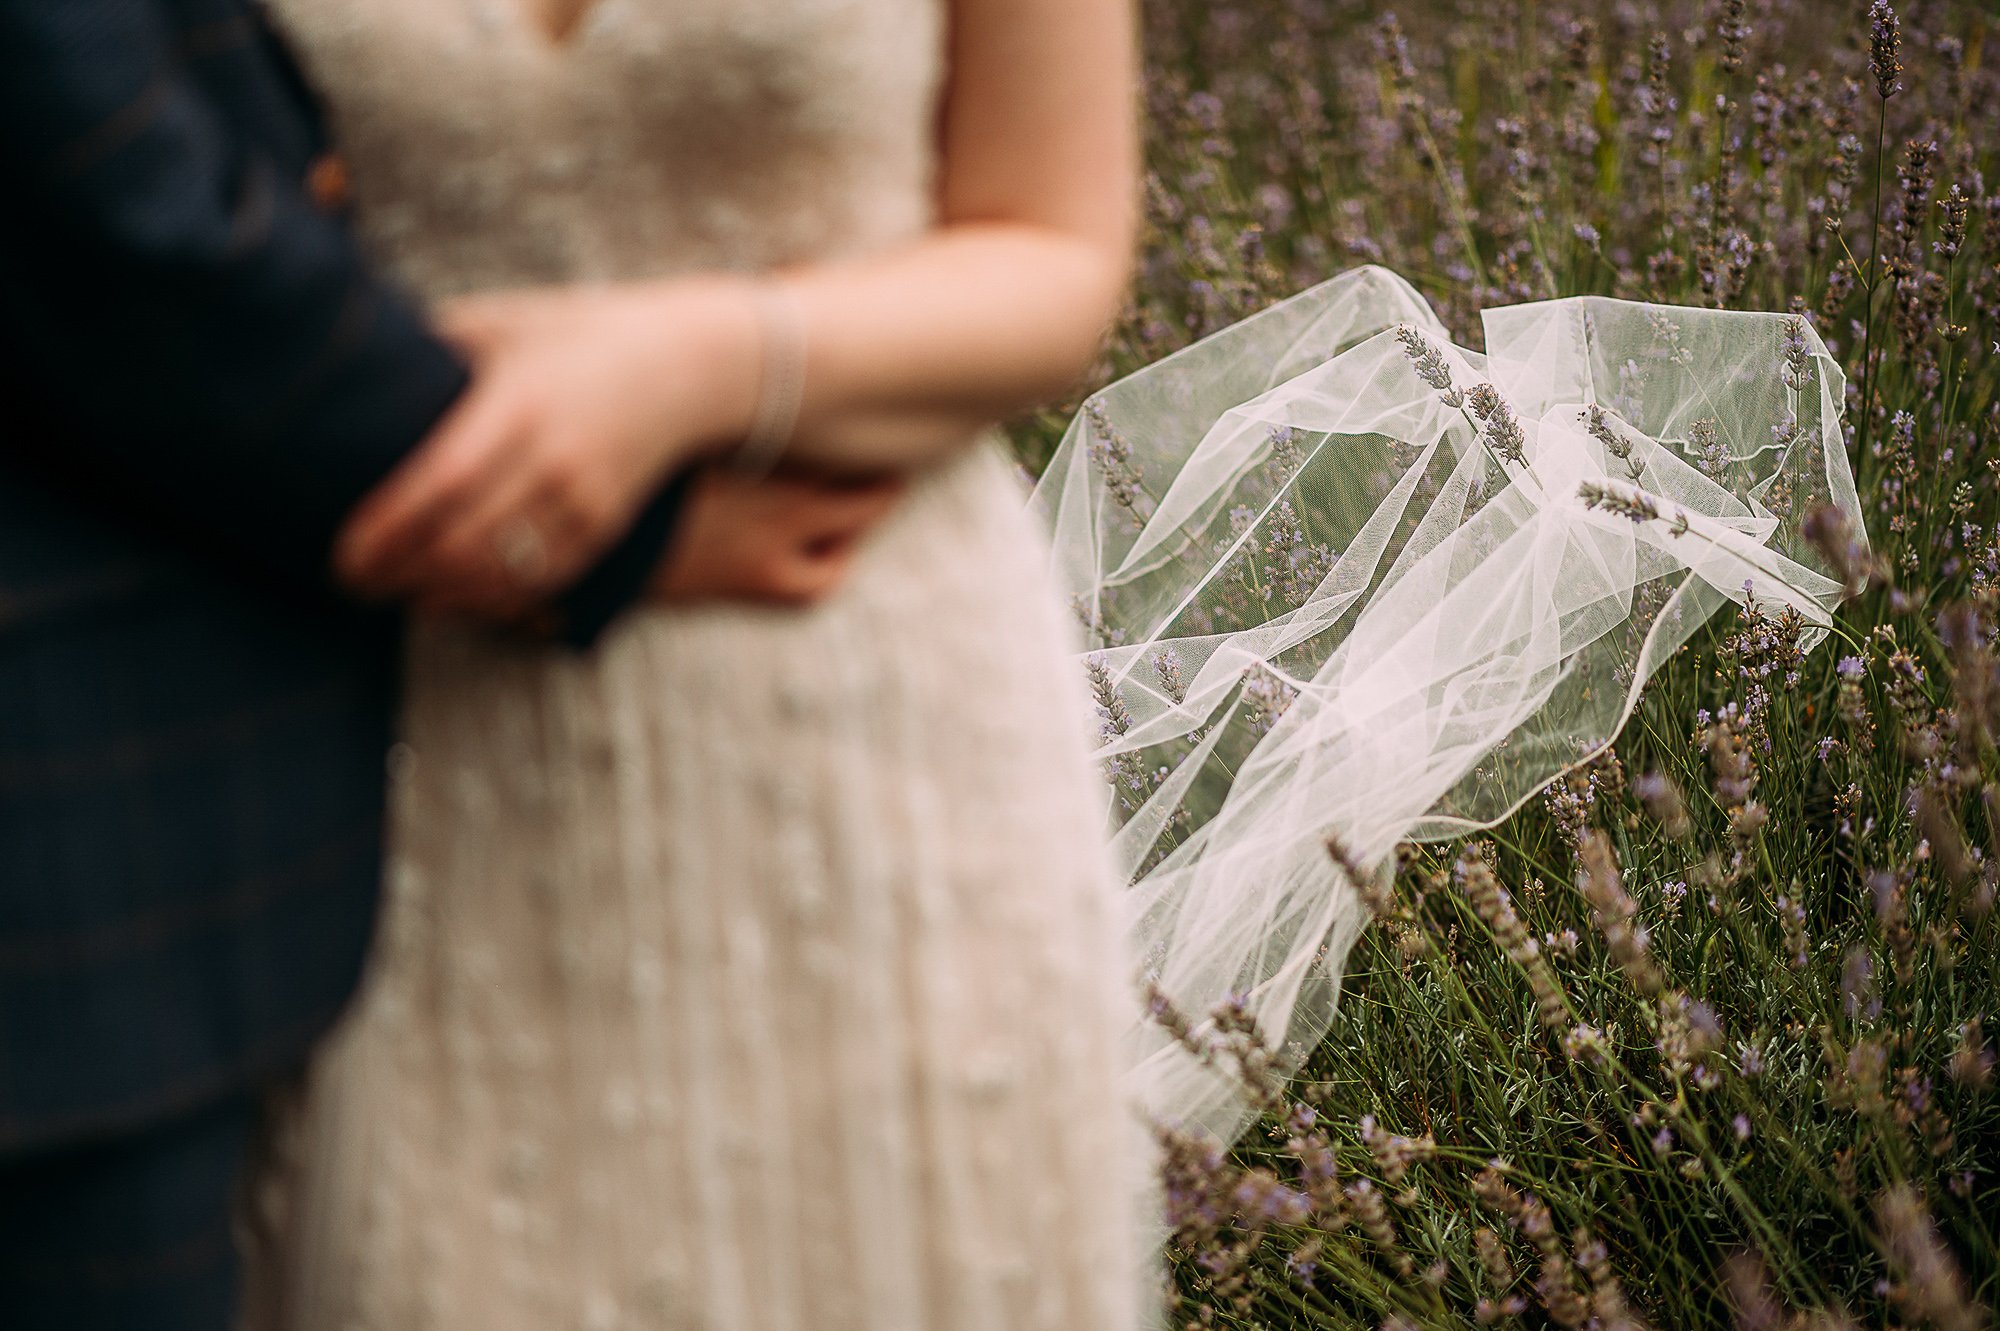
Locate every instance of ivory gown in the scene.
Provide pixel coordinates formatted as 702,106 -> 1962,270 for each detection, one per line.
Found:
237,2 -> 1152,1328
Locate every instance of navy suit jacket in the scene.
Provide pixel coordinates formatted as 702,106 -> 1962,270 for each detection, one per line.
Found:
0,0 -> 686,1153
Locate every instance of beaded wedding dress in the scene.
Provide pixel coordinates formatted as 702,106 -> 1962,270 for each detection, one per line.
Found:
237,3 -> 1151,1329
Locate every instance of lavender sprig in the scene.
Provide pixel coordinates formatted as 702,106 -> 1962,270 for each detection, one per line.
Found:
1394,323 -> 1465,409
1868,2 -> 1903,100
1083,652 -> 1132,741
1084,399 -> 1151,527
1586,404 -> 1646,480
1781,316 -> 1815,391
1466,383 -> 1529,467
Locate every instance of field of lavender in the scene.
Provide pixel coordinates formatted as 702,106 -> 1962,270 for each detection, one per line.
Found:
1009,2 -> 2000,1326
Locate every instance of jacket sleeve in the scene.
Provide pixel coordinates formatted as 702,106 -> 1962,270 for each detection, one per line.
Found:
0,0 -> 678,646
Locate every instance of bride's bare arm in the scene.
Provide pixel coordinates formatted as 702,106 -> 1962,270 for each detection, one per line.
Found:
768,0 -> 1140,466
333,0 -> 1137,611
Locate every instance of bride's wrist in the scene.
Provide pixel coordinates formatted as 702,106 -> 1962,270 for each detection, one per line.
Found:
646,276 -> 765,467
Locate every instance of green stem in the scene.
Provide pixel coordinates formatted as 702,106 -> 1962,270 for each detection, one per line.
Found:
1406,96 -> 1489,291
1857,99 -> 1889,463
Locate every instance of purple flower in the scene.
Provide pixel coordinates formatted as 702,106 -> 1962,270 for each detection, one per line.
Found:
1869,2 -> 1902,99
1841,947 -> 1880,1020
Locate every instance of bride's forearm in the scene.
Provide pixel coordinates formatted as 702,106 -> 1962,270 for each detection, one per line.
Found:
668,223 -> 1130,475
775,223 -> 1131,470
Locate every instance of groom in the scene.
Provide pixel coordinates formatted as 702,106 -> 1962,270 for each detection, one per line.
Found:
0,3 -> 891,1328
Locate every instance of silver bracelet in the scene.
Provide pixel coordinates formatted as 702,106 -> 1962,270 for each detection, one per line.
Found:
732,282 -> 809,478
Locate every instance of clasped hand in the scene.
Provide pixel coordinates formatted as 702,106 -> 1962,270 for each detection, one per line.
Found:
329,280 -> 902,622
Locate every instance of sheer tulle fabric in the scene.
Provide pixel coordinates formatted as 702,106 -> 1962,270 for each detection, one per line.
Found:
1030,265 -> 1865,1148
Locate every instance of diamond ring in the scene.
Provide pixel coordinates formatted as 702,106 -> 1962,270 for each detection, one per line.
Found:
494,519 -> 551,587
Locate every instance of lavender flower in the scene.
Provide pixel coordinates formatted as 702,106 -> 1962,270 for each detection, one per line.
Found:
1474,1166 -> 1588,1327
1873,1186 -> 1986,1331
1083,653 -> 1131,740
1345,1179 -> 1414,1278
1633,769 -> 1693,838
1701,706 -> 1765,858
1284,1239 -> 1320,1286
1229,1168 -> 1310,1226
1372,12 -> 1415,90
1716,0 -> 1750,74
1586,404 -> 1645,480
1241,663 -> 1297,739
1264,424 -> 1307,478
1359,1113 -> 1436,1194
1657,992 -> 1723,1084
1868,2 -> 1902,100
1688,416 -> 1733,480
1563,1022 -> 1609,1065
1579,832 -> 1665,995
1840,946 -> 1880,1021
1639,33 -> 1677,164
1467,382 -> 1528,466
1803,504 -> 1884,599
1084,399 -> 1150,527
1579,480 -> 1668,525
1151,646 -> 1188,706
1781,316 -> 1815,391
1459,850 -> 1569,1028
1473,1226 -> 1529,1322
1394,323 -> 1464,408
1262,500 -> 1336,604
1575,1228 -> 1642,1331
1951,1018 -> 1994,1091
1327,831 -> 1395,919
1777,894 -> 1810,967
1936,184 -> 1970,262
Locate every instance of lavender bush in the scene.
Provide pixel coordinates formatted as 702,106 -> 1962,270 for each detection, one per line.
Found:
1010,2 -> 1999,1326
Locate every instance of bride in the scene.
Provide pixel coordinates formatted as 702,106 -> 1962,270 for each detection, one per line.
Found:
239,1 -> 1153,1328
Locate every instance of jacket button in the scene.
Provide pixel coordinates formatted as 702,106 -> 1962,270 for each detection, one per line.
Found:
307,153 -> 352,212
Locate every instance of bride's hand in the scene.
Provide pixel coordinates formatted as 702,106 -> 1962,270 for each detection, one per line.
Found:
332,279 -> 759,616
651,467 -> 907,605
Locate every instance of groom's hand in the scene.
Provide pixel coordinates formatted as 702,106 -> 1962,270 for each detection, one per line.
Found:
650,467 -> 907,605
332,282 -> 760,618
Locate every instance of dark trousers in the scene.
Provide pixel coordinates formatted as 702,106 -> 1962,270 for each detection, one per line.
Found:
0,1094 -> 255,1331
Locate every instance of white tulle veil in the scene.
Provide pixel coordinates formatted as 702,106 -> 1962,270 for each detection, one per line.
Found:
1029,265 -> 1865,1149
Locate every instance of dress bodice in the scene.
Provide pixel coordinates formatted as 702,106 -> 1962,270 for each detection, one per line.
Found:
265,0 -> 946,299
